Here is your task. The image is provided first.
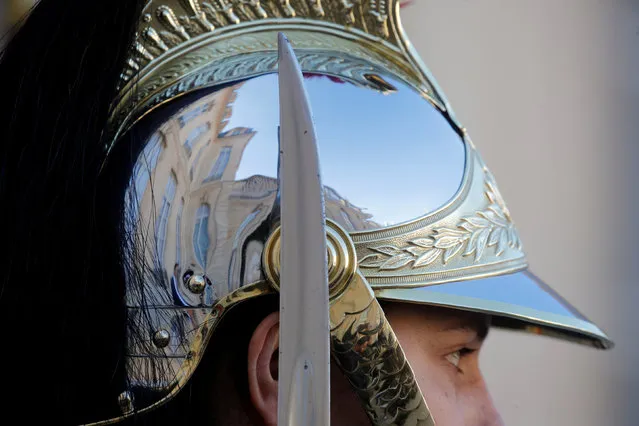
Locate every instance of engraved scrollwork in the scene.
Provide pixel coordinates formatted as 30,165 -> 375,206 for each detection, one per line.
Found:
176,0 -> 216,35
233,0 -> 269,20
199,2 -> 227,26
359,169 -> 522,271
109,0 -> 447,139
157,5 -> 191,41
142,27 -> 170,54
307,0 -> 325,16
158,29 -> 185,48
368,0 -> 389,38
135,42 -> 155,62
339,0 -> 357,25
278,0 -> 296,16
117,0 -> 407,92
208,0 -> 241,24
182,0 -> 217,30
330,272 -> 434,426
111,32 -> 423,141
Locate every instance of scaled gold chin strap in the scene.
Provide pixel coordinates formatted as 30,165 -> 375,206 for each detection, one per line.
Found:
272,33 -> 434,426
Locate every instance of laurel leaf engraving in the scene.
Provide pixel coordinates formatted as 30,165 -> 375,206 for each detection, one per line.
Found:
496,229 -> 508,255
410,238 -> 434,248
405,246 -> 428,256
371,245 -> 404,256
436,228 -> 467,237
413,249 -> 440,267
463,216 -> 491,228
478,208 -> 508,227
464,227 -> 483,257
486,181 -> 499,205
443,243 -> 464,263
379,253 -> 414,270
474,228 -> 490,261
358,168 -> 523,271
433,235 -> 461,249
488,228 -> 502,247
358,254 -> 386,268
509,228 -> 522,250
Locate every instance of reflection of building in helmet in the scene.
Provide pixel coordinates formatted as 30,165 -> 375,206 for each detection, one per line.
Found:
128,84 -> 377,309
124,82 -> 384,396
324,186 -> 381,231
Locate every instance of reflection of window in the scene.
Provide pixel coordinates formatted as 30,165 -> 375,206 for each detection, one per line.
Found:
183,123 -> 210,156
169,313 -> 194,353
190,145 -> 205,181
193,204 -> 210,268
175,198 -> 184,266
204,283 -> 216,306
243,241 -> 264,289
223,106 -> 232,121
125,134 -> 163,240
340,209 -> 355,230
170,316 -> 182,353
131,133 -> 163,208
237,208 -> 261,234
156,172 -> 177,262
204,146 -> 231,182
178,102 -> 211,128
218,127 -> 253,138
324,187 -> 341,201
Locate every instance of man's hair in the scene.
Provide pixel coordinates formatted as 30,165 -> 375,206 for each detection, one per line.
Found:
1,2 -> 280,424
123,294 -> 280,426
0,0 -> 143,423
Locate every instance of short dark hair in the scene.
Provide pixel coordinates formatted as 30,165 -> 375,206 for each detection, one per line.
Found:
0,0 -> 143,424
125,294 -> 279,425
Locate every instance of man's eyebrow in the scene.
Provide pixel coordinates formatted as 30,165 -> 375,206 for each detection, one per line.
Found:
440,321 -> 490,341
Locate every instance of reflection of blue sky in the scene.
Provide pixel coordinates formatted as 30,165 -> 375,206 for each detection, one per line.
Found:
228,73 -> 465,226
420,272 -> 576,318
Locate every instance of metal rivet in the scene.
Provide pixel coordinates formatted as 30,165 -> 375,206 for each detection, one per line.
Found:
187,274 -> 206,294
262,220 -> 355,300
153,329 -> 170,348
142,13 -> 152,22
118,391 -> 134,414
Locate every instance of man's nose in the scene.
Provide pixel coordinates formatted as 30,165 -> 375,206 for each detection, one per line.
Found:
482,403 -> 505,426
479,387 -> 505,426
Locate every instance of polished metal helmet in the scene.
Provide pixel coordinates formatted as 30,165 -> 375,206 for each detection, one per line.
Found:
92,0 -> 612,424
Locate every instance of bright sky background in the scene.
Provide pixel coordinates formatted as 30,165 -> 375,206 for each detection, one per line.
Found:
228,73 -> 466,227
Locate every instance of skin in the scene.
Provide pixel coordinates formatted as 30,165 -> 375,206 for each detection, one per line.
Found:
247,303 -> 504,426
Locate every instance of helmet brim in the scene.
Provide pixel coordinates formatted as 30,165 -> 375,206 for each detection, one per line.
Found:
375,269 -> 613,349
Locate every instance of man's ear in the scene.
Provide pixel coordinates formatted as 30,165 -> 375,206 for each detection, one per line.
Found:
247,311 -> 280,426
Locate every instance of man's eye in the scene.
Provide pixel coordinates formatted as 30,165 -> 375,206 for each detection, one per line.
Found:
445,350 -> 462,367
445,348 -> 475,368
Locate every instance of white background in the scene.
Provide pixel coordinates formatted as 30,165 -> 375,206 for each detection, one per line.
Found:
402,1 -> 639,425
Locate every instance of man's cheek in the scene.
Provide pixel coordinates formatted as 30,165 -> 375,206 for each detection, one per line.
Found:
412,359 -> 462,425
